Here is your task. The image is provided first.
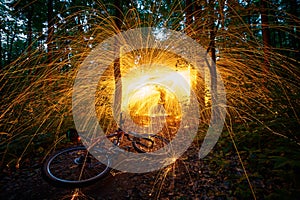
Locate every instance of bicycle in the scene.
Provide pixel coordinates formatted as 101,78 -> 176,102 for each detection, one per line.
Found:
42,126 -> 170,188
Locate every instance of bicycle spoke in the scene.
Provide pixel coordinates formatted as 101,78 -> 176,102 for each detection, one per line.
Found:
43,146 -> 110,187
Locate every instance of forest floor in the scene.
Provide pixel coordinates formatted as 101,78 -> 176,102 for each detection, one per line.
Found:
0,141 -> 249,200
1,111 -> 299,200
1,136 -> 298,200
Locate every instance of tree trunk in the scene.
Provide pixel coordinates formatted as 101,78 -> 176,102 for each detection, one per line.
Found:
208,0 -> 217,107
6,31 -> 10,64
278,30 -> 283,48
8,23 -> 17,65
193,1 -> 205,110
261,0 -> 270,70
185,0 -> 193,35
0,31 -> 2,68
208,0 -> 217,78
26,7 -> 33,54
219,0 -> 225,30
194,0 -> 202,34
114,0 -> 122,30
290,0 -> 298,50
47,0 -> 54,63
113,0 -> 123,120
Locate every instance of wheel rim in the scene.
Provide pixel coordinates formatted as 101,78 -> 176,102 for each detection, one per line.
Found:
133,135 -> 170,154
46,147 -> 110,185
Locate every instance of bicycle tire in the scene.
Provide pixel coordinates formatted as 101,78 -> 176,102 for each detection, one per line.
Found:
42,146 -> 111,188
132,135 -> 170,153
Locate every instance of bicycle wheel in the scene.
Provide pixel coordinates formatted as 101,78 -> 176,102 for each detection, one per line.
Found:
132,135 -> 170,153
42,146 -> 111,187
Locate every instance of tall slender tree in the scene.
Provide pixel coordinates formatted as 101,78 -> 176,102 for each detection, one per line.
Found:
289,0 -> 299,51
185,0 -> 193,35
261,0 -> 270,70
113,0 -> 124,120
0,31 -> 2,68
47,0 -> 54,63
10,1 -> 47,54
26,4 -> 33,53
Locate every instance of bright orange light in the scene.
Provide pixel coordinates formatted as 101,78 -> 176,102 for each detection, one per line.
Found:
120,65 -> 192,127
127,84 -> 180,126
